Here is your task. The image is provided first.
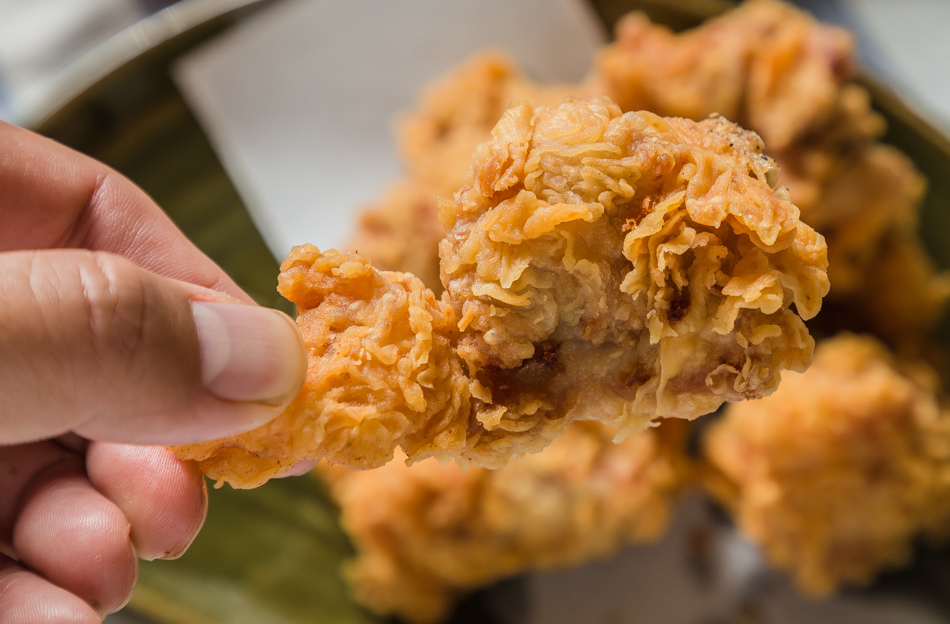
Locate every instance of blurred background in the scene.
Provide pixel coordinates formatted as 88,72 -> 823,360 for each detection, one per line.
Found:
0,0 -> 177,123
2,1 -> 950,623
3,0 -> 950,131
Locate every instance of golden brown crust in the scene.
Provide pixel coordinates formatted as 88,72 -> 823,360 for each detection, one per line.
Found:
441,97 -> 827,467
705,334 -> 950,594
173,96 -> 827,486
592,0 -> 949,351
172,245 -> 471,487
322,420 -> 689,624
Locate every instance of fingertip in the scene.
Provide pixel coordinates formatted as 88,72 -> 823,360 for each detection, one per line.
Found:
150,299 -> 309,444
0,250 -> 306,446
191,300 -> 307,406
87,443 -> 207,562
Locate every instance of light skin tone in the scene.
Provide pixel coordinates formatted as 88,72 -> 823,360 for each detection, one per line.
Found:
0,121 -> 308,622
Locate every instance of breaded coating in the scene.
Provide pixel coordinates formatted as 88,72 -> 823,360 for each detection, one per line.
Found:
174,96 -> 828,486
321,420 -> 689,624
441,97 -> 827,465
705,334 -> 950,595
173,246 -> 470,486
593,0 -> 950,350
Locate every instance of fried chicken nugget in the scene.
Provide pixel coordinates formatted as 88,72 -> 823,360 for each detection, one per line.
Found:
705,334 -> 950,595
173,96 -> 828,486
321,420 -> 689,624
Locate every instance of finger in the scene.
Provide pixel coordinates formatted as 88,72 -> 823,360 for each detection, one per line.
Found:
0,120 -> 250,301
87,442 -> 207,560
0,249 -> 307,445
0,556 -> 101,624
0,442 -> 75,555
11,459 -> 137,616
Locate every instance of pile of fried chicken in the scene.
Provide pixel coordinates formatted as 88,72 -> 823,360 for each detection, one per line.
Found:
171,1 -> 950,622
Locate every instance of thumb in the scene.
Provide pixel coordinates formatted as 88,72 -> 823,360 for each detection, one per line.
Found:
0,249 -> 306,445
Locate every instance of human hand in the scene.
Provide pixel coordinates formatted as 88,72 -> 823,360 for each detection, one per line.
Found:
0,121 -> 307,621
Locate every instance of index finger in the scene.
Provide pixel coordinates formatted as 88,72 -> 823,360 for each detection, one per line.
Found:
0,120 -> 252,302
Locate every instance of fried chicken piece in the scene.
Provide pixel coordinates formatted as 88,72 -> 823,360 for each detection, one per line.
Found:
173,96 -> 828,486
705,334 -> 950,595
173,247 -> 471,486
321,420 -> 689,624
594,0 -> 950,350
441,96 -> 828,462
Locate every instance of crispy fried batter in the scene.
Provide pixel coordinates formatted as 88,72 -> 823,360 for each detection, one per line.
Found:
705,334 -> 950,595
321,420 -> 689,624
173,247 -> 470,486
441,97 -> 827,466
593,0 -> 950,350
174,96 -> 828,486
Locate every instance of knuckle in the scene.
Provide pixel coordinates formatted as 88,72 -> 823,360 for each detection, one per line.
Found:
74,252 -> 151,366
